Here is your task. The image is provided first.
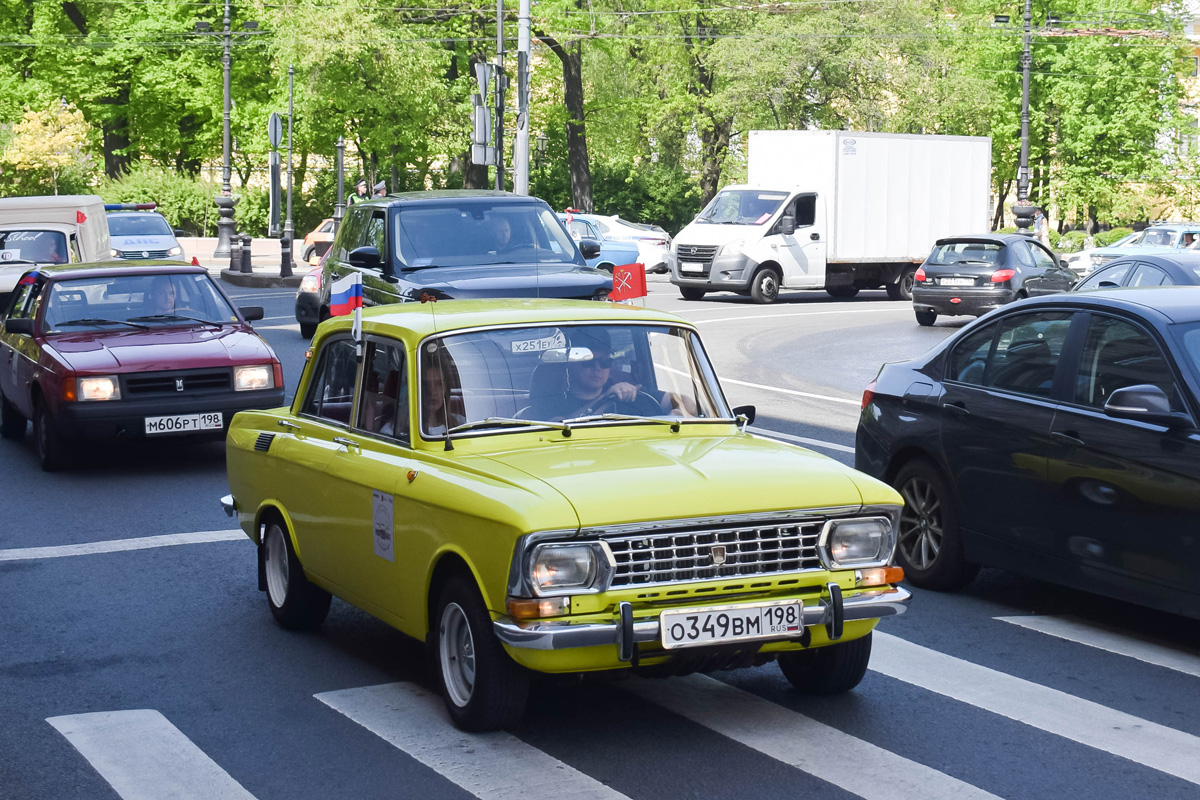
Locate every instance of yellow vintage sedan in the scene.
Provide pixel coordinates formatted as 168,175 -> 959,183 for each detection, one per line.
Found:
222,299 -> 910,731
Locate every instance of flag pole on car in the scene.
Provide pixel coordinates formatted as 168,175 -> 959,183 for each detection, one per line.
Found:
330,272 -> 364,358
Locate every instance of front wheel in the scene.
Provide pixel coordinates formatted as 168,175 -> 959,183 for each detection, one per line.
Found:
679,287 -> 706,301
892,460 -> 979,590
33,398 -> 68,472
0,392 -> 26,439
263,520 -> 332,630
750,268 -> 781,304
915,310 -> 937,327
299,321 -> 317,339
778,632 -> 872,695
302,245 -> 315,263
433,574 -> 530,731
887,266 -> 918,301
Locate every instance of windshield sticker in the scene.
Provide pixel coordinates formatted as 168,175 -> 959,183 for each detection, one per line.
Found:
511,330 -> 567,353
5,231 -> 45,242
754,213 -> 771,225
372,490 -> 395,562
0,249 -> 21,261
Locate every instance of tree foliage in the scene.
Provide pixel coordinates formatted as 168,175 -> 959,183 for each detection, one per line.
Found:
1,101 -> 93,193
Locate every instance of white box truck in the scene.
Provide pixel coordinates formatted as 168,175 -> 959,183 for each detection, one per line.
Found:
669,130 -> 992,303
0,195 -> 112,307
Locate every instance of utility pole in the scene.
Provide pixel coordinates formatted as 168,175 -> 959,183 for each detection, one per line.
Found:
495,0 -> 506,191
513,0 -> 531,195
1012,0 -> 1036,235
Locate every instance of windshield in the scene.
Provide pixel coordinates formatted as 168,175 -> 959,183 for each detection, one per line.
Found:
1134,229 -> 1177,248
42,273 -> 239,333
927,242 -> 1004,266
107,213 -> 173,237
696,190 -> 788,225
393,202 -> 581,268
0,230 -> 68,265
418,323 -> 731,437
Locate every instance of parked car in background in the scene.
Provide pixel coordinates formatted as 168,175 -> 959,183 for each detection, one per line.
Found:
105,204 -> 184,260
0,262 -> 282,471
302,218 -> 335,264
0,195 -> 111,308
557,212 -> 642,273
1072,253 -> 1200,292
911,233 -> 1076,326
224,299 -> 910,731
1085,223 -> 1200,273
312,191 -> 611,318
582,213 -> 674,274
1063,230 -> 1141,276
856,288 -> 1200,620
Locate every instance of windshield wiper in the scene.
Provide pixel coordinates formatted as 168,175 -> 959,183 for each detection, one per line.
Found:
563,412 -> 683,431
58,317 -> 151,330
446,416 -> 570,434
127,314 -> 223,327
399,263 -> 442,272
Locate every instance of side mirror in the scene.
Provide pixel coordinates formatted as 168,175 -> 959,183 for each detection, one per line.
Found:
1059,259 -> 1070,269
578,238 -> 602,259
173,229 -> 187,238
1103,384 -> 1189,427
239,305 -> 264,322
4,318 -> 34,336
779,214 -> 796,236
732,404 -> 756,430
348,246 -> 382,269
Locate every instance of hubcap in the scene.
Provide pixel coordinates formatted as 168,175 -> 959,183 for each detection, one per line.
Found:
439,602 -> 476,708
762,274 -> 778,300
264,525 -> 289,608
898,476 -> 943,570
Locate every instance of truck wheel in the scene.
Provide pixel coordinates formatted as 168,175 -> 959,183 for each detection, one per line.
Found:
432,573 -> 530,731
915,310 -> 937,327
0,392 -> 26,439
750,268 -> 781,304
826,286 -> 859,299
679,287 -> 706,301
892,459 -> 979,590
778,632 -> 872,695
263,520 -> 332,630
887,266 -> 918,301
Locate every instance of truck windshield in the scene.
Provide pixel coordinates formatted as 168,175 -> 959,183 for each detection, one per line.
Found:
696,190 -> 788,225
392,202 -> 582,268
0,230 -> 68,264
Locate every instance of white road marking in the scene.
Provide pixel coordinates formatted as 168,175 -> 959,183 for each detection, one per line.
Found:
689,306 -> 912,325
0,529 -> 244,562
722,376 -> 861,406
748,426 -> 855,454
871,631 -> 1200,785
625,675 -> 998,800
47,710 -> 257,800
316,683 -> 629,800
995,615 -> 1200,679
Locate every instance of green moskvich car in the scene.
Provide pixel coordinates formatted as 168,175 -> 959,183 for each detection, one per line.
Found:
222,299 -> 910,730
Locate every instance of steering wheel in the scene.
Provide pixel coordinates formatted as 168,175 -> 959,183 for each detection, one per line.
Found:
584,390 -> 663,417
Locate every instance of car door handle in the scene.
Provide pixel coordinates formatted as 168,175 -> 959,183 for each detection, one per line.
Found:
944,402 -> 969,416
810,233 -> 820,241
333,436 -> 359,451
277,419 -> 301,430
1051,431 -> 1085,447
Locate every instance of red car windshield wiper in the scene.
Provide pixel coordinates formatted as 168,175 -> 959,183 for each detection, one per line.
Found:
57,317 -> 151,330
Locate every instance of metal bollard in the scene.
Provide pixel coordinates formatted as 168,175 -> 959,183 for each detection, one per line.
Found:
280,236 -> 293,278
229,234 -> 242,273
240,234 -> 253,273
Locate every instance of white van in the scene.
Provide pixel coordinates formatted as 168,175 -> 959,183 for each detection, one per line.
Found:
0,195 -> 111,307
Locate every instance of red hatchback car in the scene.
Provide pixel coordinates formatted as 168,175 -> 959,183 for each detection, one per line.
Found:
0,262 -> 285,470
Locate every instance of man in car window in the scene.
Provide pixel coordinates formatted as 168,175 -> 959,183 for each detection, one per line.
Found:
146,276 -> 177,315
529,330 -> 639,420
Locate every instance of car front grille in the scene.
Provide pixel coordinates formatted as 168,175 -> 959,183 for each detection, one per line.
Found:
675,244 -> 719,275
1093,254 -> 1119,267
605,519 -> 824,588
123,369 -> 232,395
117,249 -> 173,259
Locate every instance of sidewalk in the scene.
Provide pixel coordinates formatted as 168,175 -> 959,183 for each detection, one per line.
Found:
179,237 -> 306,288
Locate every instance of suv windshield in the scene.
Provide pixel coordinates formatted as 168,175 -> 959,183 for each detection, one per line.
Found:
393,202 -> 581,268
42,273 -> 238,333
1,230 -> 68,265
107,213 -> 173,237
419,323 -> 731,437
927,241 -> 1004,266
1135,229 -> 1177,248
696,190 -> 788,225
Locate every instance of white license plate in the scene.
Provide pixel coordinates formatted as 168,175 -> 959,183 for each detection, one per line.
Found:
660,599 -> 804,649
144,412 -> 223,435
680,261 -> 705,273
940,277 -> 974,286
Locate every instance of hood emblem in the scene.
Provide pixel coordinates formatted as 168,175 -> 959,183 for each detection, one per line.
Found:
688,246 -> 697,255
710,545 -> 727,566
143,251 -> 150,258
175,378 -> 185,392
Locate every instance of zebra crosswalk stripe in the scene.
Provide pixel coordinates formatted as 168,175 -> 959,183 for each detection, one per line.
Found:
871,631 -> 1200,786
995,615 -> 1200,679
46,709 -> 257,800
624,673 -> 1000,800
316,682 -> 630,800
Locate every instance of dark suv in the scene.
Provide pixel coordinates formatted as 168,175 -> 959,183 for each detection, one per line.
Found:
296,191 -> 611,336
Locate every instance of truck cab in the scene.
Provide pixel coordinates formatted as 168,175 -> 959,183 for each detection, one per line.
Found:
0,195 -> 111,308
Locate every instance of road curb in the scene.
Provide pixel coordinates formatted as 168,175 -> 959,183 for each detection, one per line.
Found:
220,269 -> 303,289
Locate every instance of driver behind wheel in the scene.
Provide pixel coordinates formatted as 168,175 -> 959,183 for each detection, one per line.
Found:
528,329 -> 638,420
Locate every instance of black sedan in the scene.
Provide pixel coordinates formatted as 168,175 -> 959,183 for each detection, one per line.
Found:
1072,251 -> 1200,292
855,288 -> 1200,619
911,233 -> 1076,326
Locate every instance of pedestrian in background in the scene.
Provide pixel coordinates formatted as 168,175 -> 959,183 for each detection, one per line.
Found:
347,180 -> 369,206
1033,209 -> 1051,247
373,180 -> 388,198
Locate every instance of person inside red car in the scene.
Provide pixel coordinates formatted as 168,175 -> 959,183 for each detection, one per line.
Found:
147,276 -> 177,315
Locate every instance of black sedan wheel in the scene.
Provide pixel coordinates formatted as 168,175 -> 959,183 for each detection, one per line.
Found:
893,460 -> 978,590
915,310 -> 937,327
778,632 -> 872,694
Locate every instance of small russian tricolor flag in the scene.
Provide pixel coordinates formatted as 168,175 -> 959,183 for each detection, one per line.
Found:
329,272 -> 363,317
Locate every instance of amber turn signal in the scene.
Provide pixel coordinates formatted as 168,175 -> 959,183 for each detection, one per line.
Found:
506,596 -> 571,619
856,566 -> 905,587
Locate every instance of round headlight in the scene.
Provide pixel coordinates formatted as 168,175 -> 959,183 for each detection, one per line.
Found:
530,543 -> 613,596
820,517 -> 895,569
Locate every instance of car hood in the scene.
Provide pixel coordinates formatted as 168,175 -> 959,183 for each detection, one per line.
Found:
477,432 -> 885,527
46,326 -> 273,372
111,234 -> 178,251
674,222 -> 763,247
400,264 -> 610,299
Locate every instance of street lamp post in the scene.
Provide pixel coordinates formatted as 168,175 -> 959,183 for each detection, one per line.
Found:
212,0 -> 237,258
333,136 -> 346,233
1012,0 -> 1037,235
281,64 -> 295,278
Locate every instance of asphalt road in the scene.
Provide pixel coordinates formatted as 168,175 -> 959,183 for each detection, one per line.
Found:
3,275 -> 1200,800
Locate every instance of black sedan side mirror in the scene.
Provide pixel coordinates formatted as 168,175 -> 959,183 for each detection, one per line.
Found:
348,246 -> 382,269
239,306 -> 264,322
1059,259 -> 1070,269
779,214 -> 796,236
578,239 -> 602,259
1104,384 -> 1189,427
4,318 -> 33,336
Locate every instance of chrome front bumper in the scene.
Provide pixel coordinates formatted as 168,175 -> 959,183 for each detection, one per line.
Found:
493,585 -> 910,657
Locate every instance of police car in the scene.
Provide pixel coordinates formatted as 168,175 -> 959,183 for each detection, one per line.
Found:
106,203 -> 185,260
